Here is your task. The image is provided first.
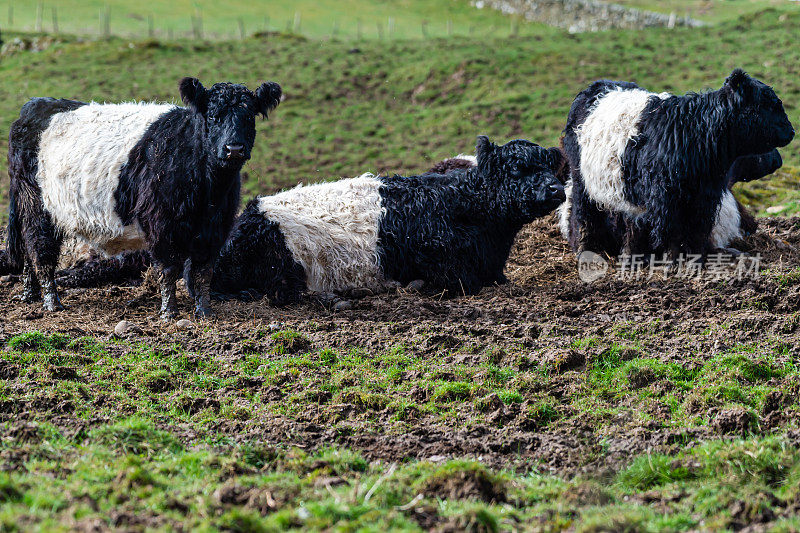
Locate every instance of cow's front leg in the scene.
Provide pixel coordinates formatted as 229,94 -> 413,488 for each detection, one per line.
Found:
159,264 -> 180,321
189,262 -> 214,319
39,266 -> 64,311
19,262 -> 42,303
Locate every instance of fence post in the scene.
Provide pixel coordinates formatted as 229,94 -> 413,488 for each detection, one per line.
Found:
148,14 -> 154,37
421,21 -> 428,38
293,11 -> 301,33
7,4 -> 12,28
193,9 -> 203,39
35,1 -> 43,32
447,19 -> 452,36
101,4 -> 110,37
332,20 -> 339,38
376,21 -> 383,39
388,16 -> 394,37
238,18 -> 245,39
51,6 -> 57,33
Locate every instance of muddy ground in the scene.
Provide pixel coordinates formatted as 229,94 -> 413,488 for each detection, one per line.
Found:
2,214 -> 800,477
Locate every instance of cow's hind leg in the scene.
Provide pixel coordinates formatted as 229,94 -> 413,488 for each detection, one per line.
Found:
25,214 -> 64,311
158,263 -> 181,321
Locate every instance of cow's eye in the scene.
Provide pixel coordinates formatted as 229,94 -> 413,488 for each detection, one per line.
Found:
209,115 -> 219,123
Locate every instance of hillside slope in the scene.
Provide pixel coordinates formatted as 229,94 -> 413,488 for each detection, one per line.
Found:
0,9 -> 798,214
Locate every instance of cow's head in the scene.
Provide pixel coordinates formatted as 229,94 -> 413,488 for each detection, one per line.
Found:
476,136 -> 566,222
723,69 -> 794,153
179,77 -> 282,168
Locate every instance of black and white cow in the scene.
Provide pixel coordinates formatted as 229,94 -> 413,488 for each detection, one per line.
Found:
7,77 -> 282,318
562,70 -> 794,257
558,149 -> 783,255
207,136 -> 566,303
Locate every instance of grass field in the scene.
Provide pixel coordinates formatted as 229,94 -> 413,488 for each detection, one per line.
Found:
0,0 -> 539,40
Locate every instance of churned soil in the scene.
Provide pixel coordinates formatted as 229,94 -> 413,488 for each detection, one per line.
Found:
2,215 -> 800,475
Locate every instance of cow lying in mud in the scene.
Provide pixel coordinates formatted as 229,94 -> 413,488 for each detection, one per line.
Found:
205,136 -> 566,303
558,149 -> 784,256
562,69 -> 794,257
7,77 -> 282,319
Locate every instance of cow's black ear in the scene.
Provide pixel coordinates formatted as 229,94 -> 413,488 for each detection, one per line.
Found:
547,147 -> 569,184
476,135 -> 498,176
724,68 -> 751,95
179,77 -> 208,114
255,81 -> 282,118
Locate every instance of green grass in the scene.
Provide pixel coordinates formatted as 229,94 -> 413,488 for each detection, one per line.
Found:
0,0 -> 538,40
2,419 -> 800,530
2,9 -> 799,217
0,316 -> 799,530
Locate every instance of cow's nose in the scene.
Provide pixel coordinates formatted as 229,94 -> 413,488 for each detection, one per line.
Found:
225,144 -> 245,159
550,183 -> 566,201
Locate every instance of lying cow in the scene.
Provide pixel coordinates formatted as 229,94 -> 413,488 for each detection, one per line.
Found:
206,136 -> 566,303
558,150 -> 783,256
562,69 -> 794,257
7,77 -> 282,319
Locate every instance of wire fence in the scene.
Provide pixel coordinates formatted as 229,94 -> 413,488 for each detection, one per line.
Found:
0,2 -> 531,42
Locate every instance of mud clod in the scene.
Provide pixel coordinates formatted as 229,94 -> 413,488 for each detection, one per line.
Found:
421,467 -> 506,503
713,408 -> 756,435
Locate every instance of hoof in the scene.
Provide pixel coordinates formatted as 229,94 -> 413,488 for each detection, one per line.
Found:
718,247 -> 745,257
15,291 -> 42,303
194,307 -> 214,319
43,299 -> 65,312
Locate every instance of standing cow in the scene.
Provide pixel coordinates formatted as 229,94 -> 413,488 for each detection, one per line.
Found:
562,70 -> 794,258
7,77 -> 282,319
558,149 -> 783,255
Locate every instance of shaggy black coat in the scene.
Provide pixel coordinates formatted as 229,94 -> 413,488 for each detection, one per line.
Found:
207,199 -> 306,304
565,149 -> 783,256
209,136 -> 566,302
564,70 -> 794,257
7,78 -> 281,318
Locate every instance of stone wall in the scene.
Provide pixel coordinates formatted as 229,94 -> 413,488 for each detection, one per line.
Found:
473,0 -> 704,32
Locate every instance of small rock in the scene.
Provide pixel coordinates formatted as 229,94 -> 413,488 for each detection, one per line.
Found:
0,275 -> 11,283
114,320 -> 133,336
766,205 -> 787,214
427,455 -> 447,463
333,300 -> 352,311
267,322 -> 282,331
407,279 -> 425,292
176,319 -> 194,330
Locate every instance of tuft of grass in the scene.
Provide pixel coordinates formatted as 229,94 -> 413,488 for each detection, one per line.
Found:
6,331 -> 69,352
271,329 -> 312,355
618,454 -> 697,490
432,381 -> 472,402
90,418 -> 183,456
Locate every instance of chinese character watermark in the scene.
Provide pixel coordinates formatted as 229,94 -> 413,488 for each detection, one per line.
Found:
577,252 -> 761,283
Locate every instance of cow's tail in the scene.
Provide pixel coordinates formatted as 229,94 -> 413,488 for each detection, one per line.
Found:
6,177 -> 25,273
